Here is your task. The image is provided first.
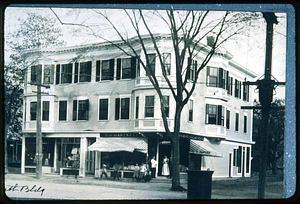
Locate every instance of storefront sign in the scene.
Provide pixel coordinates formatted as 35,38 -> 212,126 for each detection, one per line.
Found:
100,133 -> 141,137
180,133 -> 204,141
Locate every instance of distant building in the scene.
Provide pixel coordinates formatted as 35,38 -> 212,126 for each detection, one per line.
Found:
21,34 -> 257,178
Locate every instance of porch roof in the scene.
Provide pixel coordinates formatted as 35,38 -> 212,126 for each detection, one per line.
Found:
189,140 -> 223,157
87,137 -> 148,154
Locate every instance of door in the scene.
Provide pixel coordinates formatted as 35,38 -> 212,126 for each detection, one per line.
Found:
229,153 -> 232,177
158,141 -> 171,176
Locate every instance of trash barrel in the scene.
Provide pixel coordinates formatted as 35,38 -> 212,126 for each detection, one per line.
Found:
187,170 -> 214,199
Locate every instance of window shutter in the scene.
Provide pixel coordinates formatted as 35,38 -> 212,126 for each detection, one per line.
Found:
116,59 -> 121,80
131,57 -> 136,79
109,59 -> 115,80
85,99 -> 89,120
73,100 -> 77,121
187,57 -> 191,80
56,65 -> 60,84
87,61 -> 92,82
96,60 -> 101,82
218,68 -> 223,88
115,98 -> 120,120
74,63 -> 78,83
217,105 -> 222,125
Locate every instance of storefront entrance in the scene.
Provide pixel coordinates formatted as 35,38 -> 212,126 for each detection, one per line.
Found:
158,141 -> 171,176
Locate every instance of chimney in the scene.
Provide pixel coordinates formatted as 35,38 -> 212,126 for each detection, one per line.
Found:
207,36 -> 215,47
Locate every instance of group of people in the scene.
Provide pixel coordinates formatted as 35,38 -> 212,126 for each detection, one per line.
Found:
98,155 -> 172,181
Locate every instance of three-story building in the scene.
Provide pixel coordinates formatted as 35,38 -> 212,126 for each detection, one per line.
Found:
21,34 -> 257,178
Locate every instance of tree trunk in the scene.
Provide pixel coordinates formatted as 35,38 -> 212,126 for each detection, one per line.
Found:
170,104 -> 184,191
4,123 -> 9,174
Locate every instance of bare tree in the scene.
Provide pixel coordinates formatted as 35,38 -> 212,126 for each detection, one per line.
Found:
50,8 -> 260,190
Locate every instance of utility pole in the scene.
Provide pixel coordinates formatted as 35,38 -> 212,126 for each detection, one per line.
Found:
242,12 -> 285,199
29,66 -> 50,179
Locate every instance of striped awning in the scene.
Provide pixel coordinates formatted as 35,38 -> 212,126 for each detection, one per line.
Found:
189,140 -> 223,157
87,137 -> 148,154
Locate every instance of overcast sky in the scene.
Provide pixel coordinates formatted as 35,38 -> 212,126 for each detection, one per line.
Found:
4,5 -> 286,100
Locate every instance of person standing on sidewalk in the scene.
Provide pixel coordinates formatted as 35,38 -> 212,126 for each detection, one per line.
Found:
150,156 -> 157,178
100,164 -> 108,179
161,156 -> 170,177
113,163 -> 120,180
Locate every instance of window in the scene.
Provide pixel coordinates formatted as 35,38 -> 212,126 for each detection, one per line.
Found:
42,101 -> 50,121
116,57 -> 137,80
146,54 -> 156,76
145,96 -> 155,118
243,84 -> 249,102
162,96 -> 170,118
206,104 -> 224,125
101,59 -> 114,80
226,110 -> 230,129
207,66 -> 218,87
218,68 -> 225,89
121,58 -> 132,79
246,147 -> 250,173
235,113 -> 239,131
79,61 -> 92,82
162,53 -> 171,75
43,65 -> 54,84
61,64 -> 73,84
237,146 -> 242,173
244,115 -> 247,133
235,79 -> 241,98
31,65 -> 41,83
73,99 -> 89,121
115,98 -> 130,120
189,100 -> 193,122
30,102 -> 37,121
99,99 -> 109,120
135,96 -> 139,119
187,58 -> 197,81
59,101 -> 67,121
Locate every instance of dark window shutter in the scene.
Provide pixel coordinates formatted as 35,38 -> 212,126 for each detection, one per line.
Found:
218,68 -> 223,88
109,59 -> 115,80
116,59 -> 121,80
131,57 -> 136,79
115,98 -> 120,120
217,105 -> 222,125
96,60 -> 100,82
56,65 -> 60,84
87,61 -> 92,82
85,99 -> 89,120
74,63 -> 78,83
73,100 -> 77,121
187,57 -> 191,80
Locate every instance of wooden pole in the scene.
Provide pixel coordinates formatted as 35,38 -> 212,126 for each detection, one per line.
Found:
36,67 -> 43,179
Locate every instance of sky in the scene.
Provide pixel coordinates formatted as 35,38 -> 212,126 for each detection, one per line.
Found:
4,5 -> 287,100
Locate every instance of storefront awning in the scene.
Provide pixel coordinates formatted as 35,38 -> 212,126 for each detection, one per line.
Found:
87,137 -> 148,154
189,140 -> 223,157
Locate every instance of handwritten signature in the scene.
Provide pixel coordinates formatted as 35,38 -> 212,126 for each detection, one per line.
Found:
5,184 -> 45,196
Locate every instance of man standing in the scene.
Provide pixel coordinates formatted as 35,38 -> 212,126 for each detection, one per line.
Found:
150,156 -> 157,178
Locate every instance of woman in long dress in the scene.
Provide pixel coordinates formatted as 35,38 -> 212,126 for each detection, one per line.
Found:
161,155 -> 170,177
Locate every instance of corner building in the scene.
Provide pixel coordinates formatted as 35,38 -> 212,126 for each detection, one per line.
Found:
21,34 -> 257,178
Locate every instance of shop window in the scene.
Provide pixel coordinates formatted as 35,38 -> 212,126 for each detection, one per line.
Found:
79,61 -> 92,82
42,101 -> 50,121
31,65 -> 42,83
235,79 -> 241,99
206,104 -> 224,125
115,98 -> 130,120
189,99 -> 193,122
145,96 -> 155,118
187,57 -> 197,81
43,65 -> 54,84
101,59 -> 114,81
244,115 -> 247,133
162,95 -> 170,118
59,101 -> 67,121
162,53 -> 171,75
61,63 -> 73,84
235,113 -> 239,131
146,54 -> 156,76
135,96 -> 139,119
30,101 -> 37,121
73,99 -> 89,121
243,84 -> 249,102
99,98 -> 109,120
226,110 -> 230,129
